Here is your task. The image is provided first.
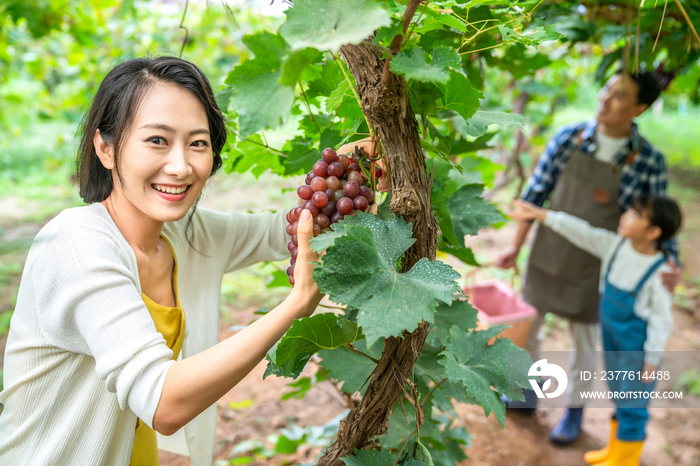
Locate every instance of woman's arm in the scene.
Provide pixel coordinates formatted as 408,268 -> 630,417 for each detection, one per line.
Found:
152,210 -> 322,435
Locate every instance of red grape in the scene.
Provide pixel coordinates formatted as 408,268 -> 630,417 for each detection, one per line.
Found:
320,200 -> 336,216
322,148 -> 338,164
315,213 -> 330,228
333,189 -> 344,202
326,176 -> 340,191
348,162 -> 360,173
324,188 -> 335,200
294,206 -> 303,219
297,185 -> 313,200
291,222 -> 298,235
337,197 -> 354,215
313,161 -> 328,177
286,223 -> 293,236
291,248 -> 298,260
287,264 -> 295,276
312,191 -> 329,208
327,162 -> 344,178
375,167 -> 383,178
291,234 -> 298,246
338,154 -> 350,169
310,176 -> 327,192
302,201 -> 320,216
331,211 -> 345,223
343,181 -> 360,198
305,171 -> 315,185
289,275 -> 295,285
353,195 -> 369,212
313,224 -> 321,236
347,171 -> 363,185
287,241 -> 296,253
359,185 -> 375,202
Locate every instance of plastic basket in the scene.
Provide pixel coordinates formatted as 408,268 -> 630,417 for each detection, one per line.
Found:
463,279 -> 537,348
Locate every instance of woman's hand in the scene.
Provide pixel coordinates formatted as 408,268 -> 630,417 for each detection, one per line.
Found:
337,137 -> 390,193
291,209 -> 324,316
508,199 -> 548,223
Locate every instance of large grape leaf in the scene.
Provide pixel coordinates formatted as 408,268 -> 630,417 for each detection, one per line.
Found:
225,32 -> 294,138
265,314 -> 362,379
341,448 -> 396,466
438,325 -> 531,427
318,343 -> 375,394
283,136 -> 318,175
310,213 -> 461,347
438,72 -> 483,122
224,134 -> 284,178
429,299 -> 478,346
458,111 -> 525,138
279,0 -> 392,52
447,184 -> 505,240
390,46 -> 462,84
325,79 -> 351,113
280,47 -> 323,86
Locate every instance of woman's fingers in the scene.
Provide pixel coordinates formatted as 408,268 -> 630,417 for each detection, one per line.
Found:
293,209 -> 321,290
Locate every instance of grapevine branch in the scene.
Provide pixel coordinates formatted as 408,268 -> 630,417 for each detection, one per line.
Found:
299,81 -> 321,132
178,0 -> 190,58
380,0 -> 424,89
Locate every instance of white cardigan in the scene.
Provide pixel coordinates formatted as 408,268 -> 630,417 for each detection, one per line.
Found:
0,203 -> 289,465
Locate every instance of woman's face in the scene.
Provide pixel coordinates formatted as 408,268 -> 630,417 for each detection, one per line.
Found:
102,82 -> 213,223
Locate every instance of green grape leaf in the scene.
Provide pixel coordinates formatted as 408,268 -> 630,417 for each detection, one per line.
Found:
499,24 -> 566,47
447,184 -> 505,240
279,0 -> 392,52
342,448 -> 397,466
335,118 -> 363,149
280,47 -> 323,86
390,46 -> 462,84
440,242 -> 480,266
267,269 -> 292,288
225,32 -> 294,138
311,213 -> 461,347
284,136 -> 318,175
407,81 -> 443,118
224,134 -> 284,178
326,79 -> 351,113
438,325 -> 530,427
266,314 -> 362,379
307,60 -> 345,99
438,72 -> 483,122
458,111 -> 525,138
319,344 -> 375,394
431,299 -> 479,343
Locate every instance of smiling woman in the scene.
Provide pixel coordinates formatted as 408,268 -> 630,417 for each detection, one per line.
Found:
0,57 -> 324,466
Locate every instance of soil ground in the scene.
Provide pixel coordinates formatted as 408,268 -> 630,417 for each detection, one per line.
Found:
1,171 -> 699,466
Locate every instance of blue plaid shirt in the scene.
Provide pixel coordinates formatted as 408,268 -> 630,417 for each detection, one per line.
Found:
521,120 -> 678,261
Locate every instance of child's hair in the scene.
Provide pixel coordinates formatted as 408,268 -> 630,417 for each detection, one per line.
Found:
630,193 -> 682,257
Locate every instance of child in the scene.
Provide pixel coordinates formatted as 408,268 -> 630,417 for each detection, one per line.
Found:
509,193 -> 681,466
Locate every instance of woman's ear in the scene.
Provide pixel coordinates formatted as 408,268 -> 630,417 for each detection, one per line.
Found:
94,129 -> 115,170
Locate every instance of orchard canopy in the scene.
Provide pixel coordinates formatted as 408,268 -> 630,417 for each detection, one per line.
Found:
1,0 -> 699,465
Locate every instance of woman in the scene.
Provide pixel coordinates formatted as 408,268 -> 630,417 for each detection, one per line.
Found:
0,56 -> 323,465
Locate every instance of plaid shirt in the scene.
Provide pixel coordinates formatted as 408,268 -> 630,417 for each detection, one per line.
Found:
521,120 -> 678,261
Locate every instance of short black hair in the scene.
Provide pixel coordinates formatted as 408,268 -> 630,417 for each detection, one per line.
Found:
631,193 -> 682,257
615,68 -> 663,107
77,56 -> 226,203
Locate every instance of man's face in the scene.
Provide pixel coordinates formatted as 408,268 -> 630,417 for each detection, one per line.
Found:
595,74 -> 649,127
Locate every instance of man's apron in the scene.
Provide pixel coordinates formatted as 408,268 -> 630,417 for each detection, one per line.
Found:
523,138 -> 627,323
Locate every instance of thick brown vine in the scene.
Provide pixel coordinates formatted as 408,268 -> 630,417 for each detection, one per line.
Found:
316,7 -> 440,464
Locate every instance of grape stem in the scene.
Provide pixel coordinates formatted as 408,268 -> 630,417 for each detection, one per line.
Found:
343,343 -> 380,364
333,52 -> 375,138
230,129 -> 288,157
393,429 -> 418,466
298,81 -> 321,132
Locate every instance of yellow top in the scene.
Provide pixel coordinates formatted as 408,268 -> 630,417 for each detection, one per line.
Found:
130,237 -> 186,466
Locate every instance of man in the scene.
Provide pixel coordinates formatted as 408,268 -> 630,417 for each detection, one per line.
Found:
497,69 -> 680,445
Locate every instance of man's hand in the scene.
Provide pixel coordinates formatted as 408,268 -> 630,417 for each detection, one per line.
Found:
660,261 -> 681,293
496,245 -> 520,269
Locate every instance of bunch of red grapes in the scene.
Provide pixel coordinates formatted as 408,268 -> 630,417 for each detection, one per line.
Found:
285,147 -> 380,285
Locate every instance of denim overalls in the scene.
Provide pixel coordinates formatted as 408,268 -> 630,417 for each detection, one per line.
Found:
600,239 -> 666,441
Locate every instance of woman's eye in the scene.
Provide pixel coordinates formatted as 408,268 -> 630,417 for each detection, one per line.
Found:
191,140 -> 210,148
148,136 -> 166,145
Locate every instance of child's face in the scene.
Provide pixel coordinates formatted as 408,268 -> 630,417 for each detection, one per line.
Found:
617,207 -> 661,244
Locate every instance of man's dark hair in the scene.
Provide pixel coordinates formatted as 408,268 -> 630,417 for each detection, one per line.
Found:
631,193 -> 682,257
615,68 -> 663,107
77,56 -> 226,203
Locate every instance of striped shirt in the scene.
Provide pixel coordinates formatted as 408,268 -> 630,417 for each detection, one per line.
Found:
521,120 -> 678,261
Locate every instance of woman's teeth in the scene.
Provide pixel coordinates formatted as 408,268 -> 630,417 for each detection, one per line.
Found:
154,185 -> 188,194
